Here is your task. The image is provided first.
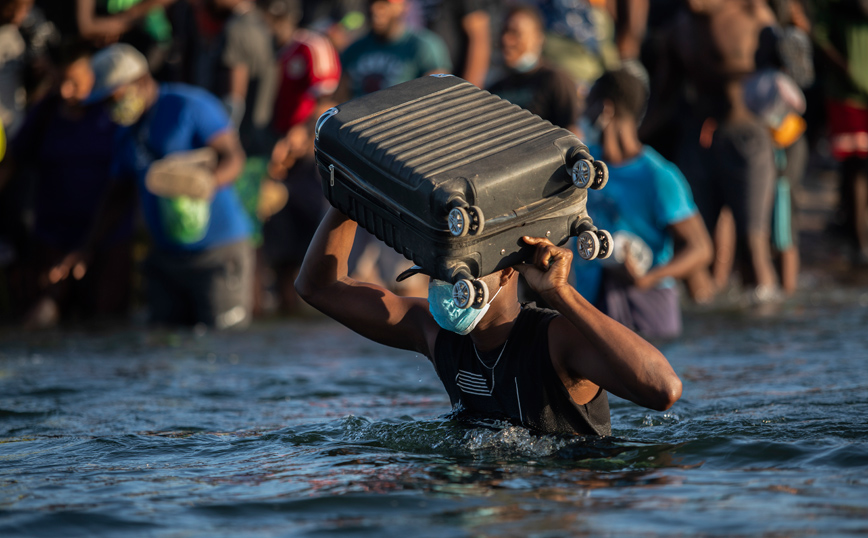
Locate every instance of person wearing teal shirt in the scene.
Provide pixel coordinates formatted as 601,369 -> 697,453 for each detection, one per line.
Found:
574,69 -> 712,339
340,0 -> 451,99
338,0 -> 452,297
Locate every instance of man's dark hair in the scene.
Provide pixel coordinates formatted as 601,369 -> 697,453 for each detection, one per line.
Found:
587,68 -> 648,122
504,3 -> 545,35
47,40 -> 95,70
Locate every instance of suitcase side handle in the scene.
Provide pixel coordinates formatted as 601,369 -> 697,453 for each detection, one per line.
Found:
315,107 -> 339,142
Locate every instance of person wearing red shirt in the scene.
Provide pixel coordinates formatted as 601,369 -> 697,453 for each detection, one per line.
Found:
262,0 -> 340,134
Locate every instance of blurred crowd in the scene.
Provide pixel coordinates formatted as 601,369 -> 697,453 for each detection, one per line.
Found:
0,0 -> 865,335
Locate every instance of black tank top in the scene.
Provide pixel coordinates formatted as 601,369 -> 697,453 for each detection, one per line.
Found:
432,305 -> 612,436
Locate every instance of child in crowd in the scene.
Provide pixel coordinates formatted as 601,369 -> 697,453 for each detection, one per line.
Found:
574,69 -> 712,339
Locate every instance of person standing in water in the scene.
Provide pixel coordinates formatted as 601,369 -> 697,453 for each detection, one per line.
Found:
644,0 -> 779,302
52,43 -> 253,329
295,207 -> 683,436
574,68 -> 713,339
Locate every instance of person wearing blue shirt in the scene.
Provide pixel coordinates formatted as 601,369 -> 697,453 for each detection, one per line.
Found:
574,69 -> 712,338
51,44 -> 253,329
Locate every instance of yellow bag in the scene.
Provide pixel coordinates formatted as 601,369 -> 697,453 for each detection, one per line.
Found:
771,112 -> 807,149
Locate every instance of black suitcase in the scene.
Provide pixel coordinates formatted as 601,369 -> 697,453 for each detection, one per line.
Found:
314,75 -> 612,308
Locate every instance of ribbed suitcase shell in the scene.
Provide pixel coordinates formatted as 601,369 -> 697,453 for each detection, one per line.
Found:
314,75 -> 596,283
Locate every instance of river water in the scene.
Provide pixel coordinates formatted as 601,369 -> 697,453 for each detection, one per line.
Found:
1,279 -> 867,537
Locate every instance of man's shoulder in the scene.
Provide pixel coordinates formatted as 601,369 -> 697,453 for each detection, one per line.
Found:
401,28 -> 450,62
227,8 -> 266,32
155,84 -> 229,131
158,84 -> 226,114
490,65 -> 572,94
342,33 -> 377,55
287,30 -> 340,77
638,146 -> 698,221
159,83 -> 216,102
537,63 -> 572,82
487,71 -> 518,91
409,27 -> 446,47
518,303 -> 561,330
640,146 -> 689,188
292,29 -> 333,49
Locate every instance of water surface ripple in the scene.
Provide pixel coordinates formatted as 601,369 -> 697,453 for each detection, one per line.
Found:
1,290 -> 867,537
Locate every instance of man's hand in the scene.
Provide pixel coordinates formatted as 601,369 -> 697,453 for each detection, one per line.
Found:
267,135 -> 292,180
513,236 -> 573,296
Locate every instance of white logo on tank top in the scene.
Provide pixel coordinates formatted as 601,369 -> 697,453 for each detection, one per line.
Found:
456,370 -> 493,396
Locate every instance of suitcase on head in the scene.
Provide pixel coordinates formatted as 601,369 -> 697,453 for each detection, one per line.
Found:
314,75 -> 612,308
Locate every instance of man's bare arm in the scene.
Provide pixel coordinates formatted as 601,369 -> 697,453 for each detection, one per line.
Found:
516,236 -> 682,411
461,10 -> 491,88
77,0 -> 175,42
295,207 -> 439,355
208,130 -> 246,188
49,179 -> 137,283
615,0 -> 649,61
630,213 -> 713,290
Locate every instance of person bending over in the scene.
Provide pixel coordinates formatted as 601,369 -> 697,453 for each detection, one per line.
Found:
295,208 -> 683,436
53,44 -> 252,329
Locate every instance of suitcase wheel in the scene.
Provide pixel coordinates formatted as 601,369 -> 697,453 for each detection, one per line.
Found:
577,230 -> 601,261
452,279 -> 474,308
448,206 -> 485,237
448,207 -> 470,237
591,161 -> 609,190
471,279 -> 489,308
468,205 -> 485,235
570,159 -> 594,189
596,229 -> 614,259
452,279 -> 489,309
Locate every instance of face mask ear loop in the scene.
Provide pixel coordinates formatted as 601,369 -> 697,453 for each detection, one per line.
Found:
487,284 -> 503,306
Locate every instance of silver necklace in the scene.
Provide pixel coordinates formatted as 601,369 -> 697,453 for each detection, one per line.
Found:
473,339 -> 509,370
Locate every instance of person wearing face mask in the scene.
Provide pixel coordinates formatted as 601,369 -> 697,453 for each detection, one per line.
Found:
573,69 -> 713,339
52,43 -> 253,329
487,5 -> 580,132
295,204 -> 683,436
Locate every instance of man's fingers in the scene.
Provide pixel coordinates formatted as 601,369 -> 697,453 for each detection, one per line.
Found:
72,262 -> 87,281
48,266 -> 65,284
522,236 -> 555,247
535,246 -> 554,269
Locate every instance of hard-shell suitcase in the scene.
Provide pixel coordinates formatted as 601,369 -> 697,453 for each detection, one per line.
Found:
314,75 -> 612,308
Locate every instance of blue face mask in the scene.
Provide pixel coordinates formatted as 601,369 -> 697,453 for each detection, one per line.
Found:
512,52 -> 539,73
428,279 -> 502,335
578,116 -> 600,146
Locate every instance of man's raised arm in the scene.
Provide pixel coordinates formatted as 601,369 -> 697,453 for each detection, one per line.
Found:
516,236 -> 683,411
295,207 -> 439,355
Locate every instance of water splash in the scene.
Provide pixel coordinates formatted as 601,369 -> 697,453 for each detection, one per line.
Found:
329,415 -> 648,465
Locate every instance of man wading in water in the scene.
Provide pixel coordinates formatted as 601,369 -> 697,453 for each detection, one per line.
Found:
296,209 -> 683,436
